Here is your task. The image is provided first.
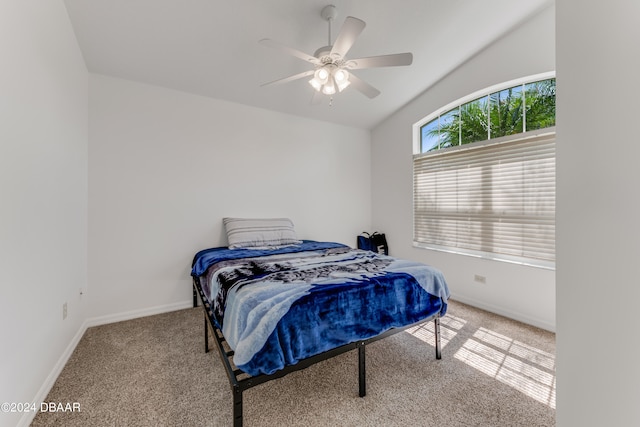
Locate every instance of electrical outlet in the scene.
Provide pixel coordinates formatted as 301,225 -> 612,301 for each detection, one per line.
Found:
474,274 -> 486,284
63,302 -> 68,320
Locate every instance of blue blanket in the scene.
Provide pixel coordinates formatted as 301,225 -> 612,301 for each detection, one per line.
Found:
191,241 -> 450,376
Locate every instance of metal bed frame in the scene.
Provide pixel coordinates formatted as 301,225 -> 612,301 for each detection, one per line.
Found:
193,277 -> 442,427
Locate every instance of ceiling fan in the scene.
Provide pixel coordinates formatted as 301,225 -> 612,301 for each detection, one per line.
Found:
259,4 -> 413,100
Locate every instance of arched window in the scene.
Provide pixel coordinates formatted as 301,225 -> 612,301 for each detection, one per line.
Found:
412,72 -> 556,268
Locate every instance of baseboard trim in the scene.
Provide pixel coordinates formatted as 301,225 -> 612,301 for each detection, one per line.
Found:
17,319 -> 88,427
18,300 -> 193,427
450,294 -> 556,333
84,300 -> 194,328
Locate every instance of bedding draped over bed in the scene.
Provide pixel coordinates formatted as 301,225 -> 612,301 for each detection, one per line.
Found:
191,241 -> 450,376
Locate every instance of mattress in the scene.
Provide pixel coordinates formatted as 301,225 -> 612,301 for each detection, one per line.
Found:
191,240 -> 450,376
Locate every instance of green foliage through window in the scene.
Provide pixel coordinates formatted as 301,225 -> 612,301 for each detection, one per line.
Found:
420,78 -> 555,152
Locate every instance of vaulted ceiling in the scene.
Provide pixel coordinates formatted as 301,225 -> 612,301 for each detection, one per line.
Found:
63,0 -> 553,129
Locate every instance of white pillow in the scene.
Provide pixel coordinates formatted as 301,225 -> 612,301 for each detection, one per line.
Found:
223,217 -> 302,249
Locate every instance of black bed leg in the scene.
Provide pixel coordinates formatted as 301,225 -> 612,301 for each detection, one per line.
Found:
233,387 -> 243,427
193,283 -> 198,308
434,317 -> 442,360
204,313 -> 209,353
358,343 -> 366,397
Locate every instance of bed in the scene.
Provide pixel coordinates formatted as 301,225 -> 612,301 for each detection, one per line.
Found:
191,219 -> 450,426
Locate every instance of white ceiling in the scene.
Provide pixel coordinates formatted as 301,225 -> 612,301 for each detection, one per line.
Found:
63,0 -> 553,129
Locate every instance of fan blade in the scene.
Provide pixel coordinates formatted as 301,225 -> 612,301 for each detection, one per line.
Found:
259,39 -> 321,65
347,52 -> 413,70
310,90 -> 323,105
261,70 -> 315,87
348,73 -> 381,99
330,16 -> 366,58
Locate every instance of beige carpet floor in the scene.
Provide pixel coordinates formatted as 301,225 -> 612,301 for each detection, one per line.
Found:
31,300 -> 555,426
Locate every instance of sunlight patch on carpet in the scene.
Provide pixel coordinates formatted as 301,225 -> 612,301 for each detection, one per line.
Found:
454,327 -> 556,408
404,314 -> 466,349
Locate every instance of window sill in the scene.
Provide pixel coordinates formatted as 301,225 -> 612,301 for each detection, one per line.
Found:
412,242 -> 556,271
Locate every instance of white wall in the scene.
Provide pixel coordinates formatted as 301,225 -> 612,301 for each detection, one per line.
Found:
371,5 -> 556,330
0,1 -> 88,426
556,0 -> 640,425
88,74 -> 371,320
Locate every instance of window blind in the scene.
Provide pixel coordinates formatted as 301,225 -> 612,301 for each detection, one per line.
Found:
413,131 -> 555,266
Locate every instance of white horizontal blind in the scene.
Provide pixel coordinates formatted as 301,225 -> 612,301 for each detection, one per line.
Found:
413,132 -> 555,265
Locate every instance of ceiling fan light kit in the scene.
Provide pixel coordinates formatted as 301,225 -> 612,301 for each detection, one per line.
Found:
259,4 -> 413,100
309,64 -> 351,95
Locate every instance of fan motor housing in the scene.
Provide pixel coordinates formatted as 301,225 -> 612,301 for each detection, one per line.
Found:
314,46 -> 333,59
